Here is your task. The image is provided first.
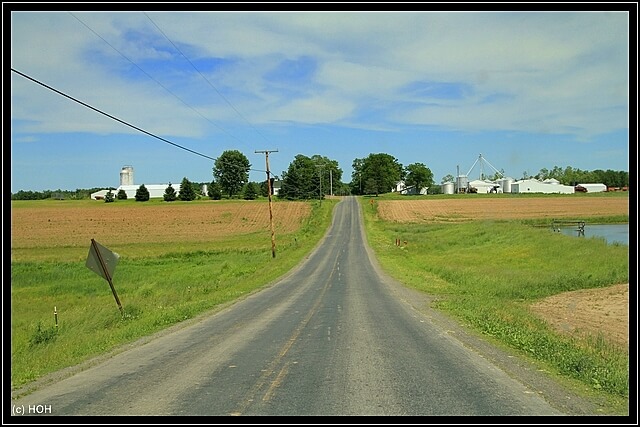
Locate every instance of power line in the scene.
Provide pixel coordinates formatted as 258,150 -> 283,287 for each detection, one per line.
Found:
68,12 -> 250,148
11,68 -> 266,174
144,12 -> 273,146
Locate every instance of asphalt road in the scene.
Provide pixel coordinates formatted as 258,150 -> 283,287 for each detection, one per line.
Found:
11,196 -> 597,417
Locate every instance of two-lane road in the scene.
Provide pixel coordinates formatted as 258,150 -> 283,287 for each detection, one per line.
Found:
11,196 -> 592,416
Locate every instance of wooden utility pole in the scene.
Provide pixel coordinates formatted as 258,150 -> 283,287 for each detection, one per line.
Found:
256,150 -> 278,258
316,164 -> 324,200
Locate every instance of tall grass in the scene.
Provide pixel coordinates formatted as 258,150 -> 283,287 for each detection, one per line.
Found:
11,199 -> 337,389
361,196 -> 629,403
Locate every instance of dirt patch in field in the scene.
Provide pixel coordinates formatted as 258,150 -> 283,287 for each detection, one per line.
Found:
377,197 -> 629,222
10,201 -> 310,249
530,283 -> 629,350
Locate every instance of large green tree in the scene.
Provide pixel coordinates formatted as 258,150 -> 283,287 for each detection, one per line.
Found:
360,153 -> 403,196
213,150 -> 251,198
404,163 -> 434,195
350,158 -> 365,195
310,155 -> 343,197
279,154 -> 318,200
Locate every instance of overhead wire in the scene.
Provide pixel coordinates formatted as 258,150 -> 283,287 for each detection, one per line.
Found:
68,12 -> 252,150
10,68 -> 266,174
13,13 -> 337,195
143,12 -> 273,147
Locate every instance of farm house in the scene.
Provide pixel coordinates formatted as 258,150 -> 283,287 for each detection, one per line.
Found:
392,181 -> 428,195
510,179 -> 575,194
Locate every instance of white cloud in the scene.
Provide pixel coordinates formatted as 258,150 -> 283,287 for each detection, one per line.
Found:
11,11 -> 629,140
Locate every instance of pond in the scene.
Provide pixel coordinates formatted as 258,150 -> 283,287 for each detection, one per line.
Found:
556,223 -> 629,246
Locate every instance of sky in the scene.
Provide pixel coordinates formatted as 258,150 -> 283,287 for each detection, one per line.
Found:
8,6 -> 632,193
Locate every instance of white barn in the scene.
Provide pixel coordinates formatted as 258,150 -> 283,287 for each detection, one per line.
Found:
511,179 -> 575,194
576,183 -> 607,193
91,183 -> 181,200
468,179 -> 502,193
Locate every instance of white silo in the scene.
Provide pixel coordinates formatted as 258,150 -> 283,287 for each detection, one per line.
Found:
120,165 -> 134,186
442,182 -> 455,194
456,174 -> 468,193
501,177 -> 514,193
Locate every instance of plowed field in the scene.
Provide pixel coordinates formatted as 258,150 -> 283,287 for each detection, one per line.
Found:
11,201 -> 310,249
376,196 -> 629,222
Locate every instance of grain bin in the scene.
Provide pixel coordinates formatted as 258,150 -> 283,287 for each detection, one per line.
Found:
501,177 -> 514,193
456,174 -> 468,193
120,165 -> 134,186
442,182 -> 455,194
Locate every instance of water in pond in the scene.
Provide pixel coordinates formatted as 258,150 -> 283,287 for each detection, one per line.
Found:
556,223 -> 629,246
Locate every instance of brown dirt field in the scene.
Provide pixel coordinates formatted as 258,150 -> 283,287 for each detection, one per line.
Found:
377,196 -> 630,350
377,197 -> 629,222
530,283 -> 629,350
10,201 -> 310,249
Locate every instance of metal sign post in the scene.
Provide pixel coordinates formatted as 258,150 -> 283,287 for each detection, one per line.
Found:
86,239 -> 123,314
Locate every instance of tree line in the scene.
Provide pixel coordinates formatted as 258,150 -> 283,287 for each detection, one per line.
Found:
11,150 -> 629,200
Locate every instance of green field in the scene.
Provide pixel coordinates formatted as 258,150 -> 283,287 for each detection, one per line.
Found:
11,198 -> 338,390
359,193 -> 630,414
10,194 -> 630,414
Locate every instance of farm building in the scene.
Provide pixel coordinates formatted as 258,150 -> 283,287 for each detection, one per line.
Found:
91,184 -> 182,200
510,179 -> 574,194
575,183 -> 607,193
90,165 -> 184,200
392,181 -> 428,195
468,179 -> 502,194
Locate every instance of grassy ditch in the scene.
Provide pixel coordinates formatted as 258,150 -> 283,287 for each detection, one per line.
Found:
360,196 -> 629,412
11,198 -> 337,389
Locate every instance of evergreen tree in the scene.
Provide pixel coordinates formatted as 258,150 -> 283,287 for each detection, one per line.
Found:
104,189 -> 115,203
243,182 -> 258,200
135,184 -> 150,202
208,180 -> 222,200
117,189 -> 128,200
163,183 -> 178,202
178,177 -> 196,201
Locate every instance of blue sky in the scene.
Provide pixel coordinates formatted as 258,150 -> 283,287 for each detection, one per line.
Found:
9,9 -> 631,193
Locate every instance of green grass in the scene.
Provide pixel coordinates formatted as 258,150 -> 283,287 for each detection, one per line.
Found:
360,195 -> 630,413
11,199 -> 338,389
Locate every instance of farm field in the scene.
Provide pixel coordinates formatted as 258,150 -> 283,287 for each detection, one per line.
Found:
374,194 -> 631,350
10,198 -> 334,389
362,192 -> 630,409
11,200 -> 310,254
376,195 -> 629,223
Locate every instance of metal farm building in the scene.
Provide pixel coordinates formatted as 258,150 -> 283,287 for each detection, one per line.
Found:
91,166 -> 182,200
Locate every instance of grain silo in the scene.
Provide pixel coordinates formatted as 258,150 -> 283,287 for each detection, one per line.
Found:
442,182 -> 455,194
500,177 -> 514,193
120,165 -> 134,186
456,174 -> 468,193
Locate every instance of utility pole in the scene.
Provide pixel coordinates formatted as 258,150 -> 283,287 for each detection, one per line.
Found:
330,169 -> 333,197
316,164 -> 324,200
256,150 -> 278,258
